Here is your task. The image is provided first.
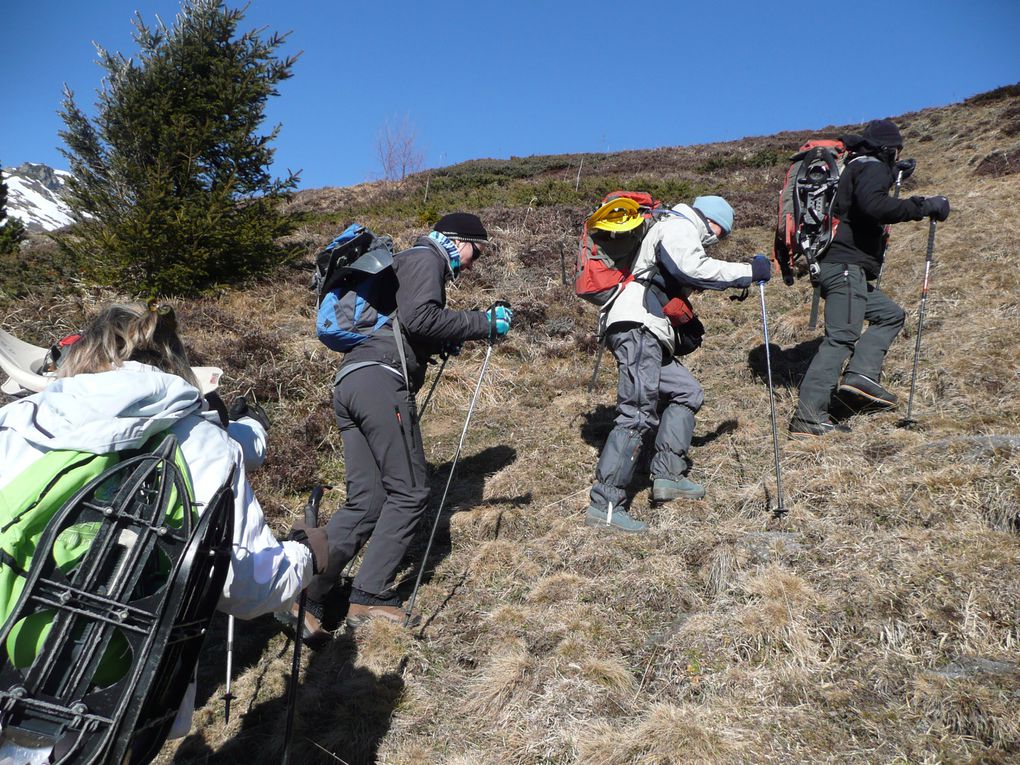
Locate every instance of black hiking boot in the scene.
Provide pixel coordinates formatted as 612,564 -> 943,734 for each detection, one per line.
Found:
789,415 -> 851,439
837,372 -> 897,409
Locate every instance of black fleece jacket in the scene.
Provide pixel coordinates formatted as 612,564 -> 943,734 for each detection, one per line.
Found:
338,236 -> 490,391
824,154 -> 928,278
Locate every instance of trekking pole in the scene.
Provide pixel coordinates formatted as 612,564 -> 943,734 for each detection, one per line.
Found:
282,484 -> 324,765
587,345 -> 605,394
403,302 -> 507,627
222,615 -> 235,723
757,279 -> 786,516
417,353 -> 450,421
807,270 -> 822,332
874,169 -> 905,289
900,219 -> 938,428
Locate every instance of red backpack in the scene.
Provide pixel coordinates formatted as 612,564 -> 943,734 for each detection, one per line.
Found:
575,191 -> 698,335
575,191 -> 663,308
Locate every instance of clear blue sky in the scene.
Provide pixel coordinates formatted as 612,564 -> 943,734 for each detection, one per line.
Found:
3,1 -> 1018,189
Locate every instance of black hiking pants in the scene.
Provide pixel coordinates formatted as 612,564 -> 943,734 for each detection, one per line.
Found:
308,365 -> 429,603
589,325 -> 704,512
795,261 -> 905,421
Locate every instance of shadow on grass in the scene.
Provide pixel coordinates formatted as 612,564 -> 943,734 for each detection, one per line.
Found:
393,445 -> 525,600
173,629 -> 403,765
747,337 -> 822,389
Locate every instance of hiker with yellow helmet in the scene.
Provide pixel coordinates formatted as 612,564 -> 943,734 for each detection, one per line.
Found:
586,195 -> 772,533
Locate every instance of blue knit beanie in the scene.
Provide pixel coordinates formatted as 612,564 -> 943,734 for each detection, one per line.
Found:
692,195 -> 734,236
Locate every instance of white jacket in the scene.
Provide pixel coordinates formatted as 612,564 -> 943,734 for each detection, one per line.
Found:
0,362 -> 312,620
604,204 -> 754,354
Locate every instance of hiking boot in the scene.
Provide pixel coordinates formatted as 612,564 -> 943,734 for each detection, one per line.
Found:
837,372 -> 897,409
651,477 -> 706,503
584,505 -> 648,534
346,602 -> 420,629
788,415 -> 851,439
275,596 -> 332,646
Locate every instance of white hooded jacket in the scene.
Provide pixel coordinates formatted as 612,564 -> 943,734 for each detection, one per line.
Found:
604,204 -> 754,354
0,362 -> 312,620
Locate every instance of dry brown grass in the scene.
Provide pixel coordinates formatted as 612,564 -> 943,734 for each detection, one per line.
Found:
3,88 -> 1020,765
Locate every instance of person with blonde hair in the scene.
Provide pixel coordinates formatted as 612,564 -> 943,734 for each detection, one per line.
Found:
0,301 -> 328,728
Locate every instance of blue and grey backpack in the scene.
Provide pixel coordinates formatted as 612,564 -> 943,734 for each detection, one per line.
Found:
313,224 -> 398,353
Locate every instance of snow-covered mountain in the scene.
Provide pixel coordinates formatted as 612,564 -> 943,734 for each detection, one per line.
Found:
2,163 -> 75,232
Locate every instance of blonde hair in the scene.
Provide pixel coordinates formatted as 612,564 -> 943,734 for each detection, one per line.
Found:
58,302 -> 199,388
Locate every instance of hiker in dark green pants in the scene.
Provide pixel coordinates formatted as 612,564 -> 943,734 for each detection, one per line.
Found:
790,119 -> 950,437
794,261 -> 904,426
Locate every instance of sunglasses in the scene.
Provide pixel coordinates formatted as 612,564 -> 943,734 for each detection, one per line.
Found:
471,241 -> 485,260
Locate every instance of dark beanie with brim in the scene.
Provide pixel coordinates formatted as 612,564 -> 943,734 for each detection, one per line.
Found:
862,118 -> 903,149
433,212 -> 489,243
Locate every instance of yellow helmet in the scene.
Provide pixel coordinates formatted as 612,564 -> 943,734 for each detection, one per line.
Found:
587,197 -> 644,233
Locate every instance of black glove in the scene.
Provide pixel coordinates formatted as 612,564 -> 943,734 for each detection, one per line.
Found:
440,341 -> 462,358
228,396 -> 271,431
922,195 -> 950,222
750,254 -> 772,284
289,519 -> 329,575
895,158 -> 916,180
204,392 -> 229,428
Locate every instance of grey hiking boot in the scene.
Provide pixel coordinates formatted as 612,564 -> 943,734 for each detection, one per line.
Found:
651,477 -> 706,502
837,372 -> 897,409
789,415 -> 851,439
584,505 -> 648,533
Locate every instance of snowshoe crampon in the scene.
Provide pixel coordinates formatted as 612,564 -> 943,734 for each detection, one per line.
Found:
0,435 -> 233,764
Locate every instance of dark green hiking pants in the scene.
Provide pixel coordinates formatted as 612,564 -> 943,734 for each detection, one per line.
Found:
795,261 -> 905,421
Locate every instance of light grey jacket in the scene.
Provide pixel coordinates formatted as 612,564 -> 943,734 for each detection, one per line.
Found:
603,204 -> 754,354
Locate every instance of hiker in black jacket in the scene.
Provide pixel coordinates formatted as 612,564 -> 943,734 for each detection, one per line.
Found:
790,119 -> 950,437
288,213 -> 513,639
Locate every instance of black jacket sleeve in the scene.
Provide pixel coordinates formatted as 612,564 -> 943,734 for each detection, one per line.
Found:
395,248 -> 490,344
853,160 -> 927,224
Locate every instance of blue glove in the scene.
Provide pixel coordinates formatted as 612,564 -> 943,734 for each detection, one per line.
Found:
750,254 -> 772,284
486,304 -> 513,339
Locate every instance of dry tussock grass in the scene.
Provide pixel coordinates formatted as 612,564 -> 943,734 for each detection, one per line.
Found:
3,89 -> 1019,765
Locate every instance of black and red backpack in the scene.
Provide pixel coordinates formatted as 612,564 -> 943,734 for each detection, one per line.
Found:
772,139 -> 846,287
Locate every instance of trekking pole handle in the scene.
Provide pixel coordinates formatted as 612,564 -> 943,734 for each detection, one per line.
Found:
305,484 -> 329,527
487,300 -> 512,344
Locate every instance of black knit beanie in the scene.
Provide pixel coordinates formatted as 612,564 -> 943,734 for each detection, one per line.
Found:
862,119 -> 903,149
433,212 -> 489,242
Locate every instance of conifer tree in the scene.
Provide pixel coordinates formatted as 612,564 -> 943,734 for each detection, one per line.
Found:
58,0 -> 298,295
0,162 -> 27,255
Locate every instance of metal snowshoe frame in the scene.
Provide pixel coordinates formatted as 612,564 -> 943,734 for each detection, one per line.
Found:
791,146 -> 843,330
0,435 -> 234,765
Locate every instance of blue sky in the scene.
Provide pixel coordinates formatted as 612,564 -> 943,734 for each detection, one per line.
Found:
3,1 -> 1018,189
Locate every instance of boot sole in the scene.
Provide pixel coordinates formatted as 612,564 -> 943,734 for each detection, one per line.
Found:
651,491 -> 706,503
583,515 -> 648,534
836,383 -> 896,409
346,612 -> 420,630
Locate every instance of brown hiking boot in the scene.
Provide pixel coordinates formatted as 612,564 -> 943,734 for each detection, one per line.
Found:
275,596 -> 332,646
345,602 -> 420,629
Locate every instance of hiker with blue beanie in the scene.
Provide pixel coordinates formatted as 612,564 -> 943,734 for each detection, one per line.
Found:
586,195 -> 771,533
284,212 -> 513,640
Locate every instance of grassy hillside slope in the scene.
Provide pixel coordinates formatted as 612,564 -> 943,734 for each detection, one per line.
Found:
4,85 -> 1020,765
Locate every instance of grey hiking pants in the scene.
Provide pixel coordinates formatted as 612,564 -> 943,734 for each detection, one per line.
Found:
590,324 -> 704,511
308,364 -> 429,602
795,261 -> 905,421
